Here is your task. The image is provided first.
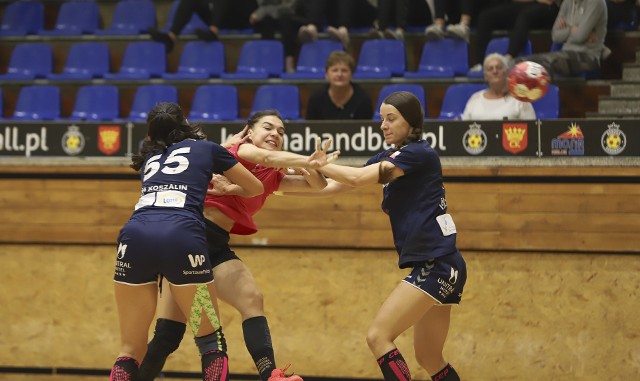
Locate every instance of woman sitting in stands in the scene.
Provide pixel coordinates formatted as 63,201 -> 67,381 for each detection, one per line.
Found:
461,53 -> 536,121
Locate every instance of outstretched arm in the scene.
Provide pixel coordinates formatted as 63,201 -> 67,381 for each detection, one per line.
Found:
237,138 -> 340,169
318,160 -> 404,188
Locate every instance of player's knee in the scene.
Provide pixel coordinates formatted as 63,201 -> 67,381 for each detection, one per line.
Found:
149,318 -> 186,355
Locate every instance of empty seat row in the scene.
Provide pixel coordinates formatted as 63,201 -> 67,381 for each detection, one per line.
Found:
3,84 -> 301,122
2,81 -> 559,122
0,39 -> 344,81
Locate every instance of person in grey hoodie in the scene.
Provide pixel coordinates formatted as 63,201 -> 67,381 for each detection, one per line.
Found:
515,0 -> 608,77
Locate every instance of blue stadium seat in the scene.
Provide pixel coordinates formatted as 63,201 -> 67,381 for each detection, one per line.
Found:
374,84 -> 427,120
47,42 -> 110,80
96,0 -> 156,35
0,43 -> 52,80
281,40 -> 344,80
189,85 -> 239,121
38,1 -> 99,36
164,0 -> 208,34
468,37 -> 532,77
221,40 -> 284,79
353,39 -> 406,79
128,85 -> 178,121
104,42 -> 166,79
0,1 -> 44,36
12,85 -> 61,120
438,83 -> 487,120
251,85 -> 301,121
71,85 -> 120,121
532,84 -> 559,119
162,41 -> 225,79
405,38 -> 469,78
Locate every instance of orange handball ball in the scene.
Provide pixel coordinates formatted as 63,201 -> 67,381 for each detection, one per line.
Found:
508,61 -> 550,102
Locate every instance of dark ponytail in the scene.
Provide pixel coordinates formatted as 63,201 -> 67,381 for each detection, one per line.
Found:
130,102 -> 206,171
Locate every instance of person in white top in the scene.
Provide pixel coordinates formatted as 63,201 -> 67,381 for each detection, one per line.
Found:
461,53 -> 536,121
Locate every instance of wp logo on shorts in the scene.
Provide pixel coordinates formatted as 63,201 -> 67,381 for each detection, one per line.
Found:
188,254 -> 206,267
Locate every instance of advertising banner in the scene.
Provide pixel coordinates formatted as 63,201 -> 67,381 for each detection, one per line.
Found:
1,119 -> 638,159
539,119 -> 640,157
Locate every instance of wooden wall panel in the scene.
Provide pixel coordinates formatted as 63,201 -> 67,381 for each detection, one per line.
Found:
0,166 -> 638,253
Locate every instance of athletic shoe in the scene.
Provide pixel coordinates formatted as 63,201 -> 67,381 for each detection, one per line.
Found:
424,24 -> 446,41
446,23 -> 470,43
383,28 -> 404,41
468,63 -> 482,72
267,364 -> 303,381
195,28 -> 218,41
368,27 -> 384,39
298,24 -> 318,43
148,28 -> 175,53
327,26 -> 350,48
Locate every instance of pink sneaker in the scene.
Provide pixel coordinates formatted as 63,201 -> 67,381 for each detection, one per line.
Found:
267,364 -> 303,381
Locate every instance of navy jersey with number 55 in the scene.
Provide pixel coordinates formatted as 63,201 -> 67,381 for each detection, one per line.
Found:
133,139 -> 238,220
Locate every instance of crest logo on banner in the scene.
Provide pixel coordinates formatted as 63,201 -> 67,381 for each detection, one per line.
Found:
61,125 -> 85,155
462,122 -> 487,155
601,122 -> 626,156
502,123 -> 528,154
98,126 -> 121,155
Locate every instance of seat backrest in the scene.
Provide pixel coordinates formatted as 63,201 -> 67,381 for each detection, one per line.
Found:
106,0 -> 156,34
295,40 -> 344,74
178,41 -> 225,77
356,39 -> 406,76
418,38 -> 469,76
129,85 -> 178,120
251,85 -> 300,120
13,85 -> 61,120
64,42 -> 110,77
531,84 -> 559,119
0,1 -> 44,35
190,85 -> 238,121
72,85 -> 120,120
485,37 -> 532,58
51,1 -> 99,34
165,0 -> 207,34
374,84 -> 427,119
236,40 -> 284,77
7,43 -> 52,78
439,83 -> 487,120
119,41 -> 166,77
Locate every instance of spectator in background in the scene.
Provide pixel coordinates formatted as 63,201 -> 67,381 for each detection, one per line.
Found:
424,0 -> 462,40
467,0 -> 560,72
368,0 -> 409,40
250,0 -> 317,73
462,53 -> 536,120
515,0 -> 608,77
306,51 -> 373,120
149,0 -> 257,53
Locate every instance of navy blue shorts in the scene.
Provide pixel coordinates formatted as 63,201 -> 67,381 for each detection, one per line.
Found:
114,213 -> 213,286
204,218 -> 240,268
402,250 -> 467,305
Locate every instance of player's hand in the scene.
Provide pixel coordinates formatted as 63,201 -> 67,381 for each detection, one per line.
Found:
222,125 -> 251,148
307,138 -> 340,169
208,174 -> 234,196
285,168 -> 310,176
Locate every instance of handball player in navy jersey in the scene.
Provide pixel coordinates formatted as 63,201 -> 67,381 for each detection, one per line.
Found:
110,102 -> 263,381
139,110 -> 338,381
304,91 -> 467,381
